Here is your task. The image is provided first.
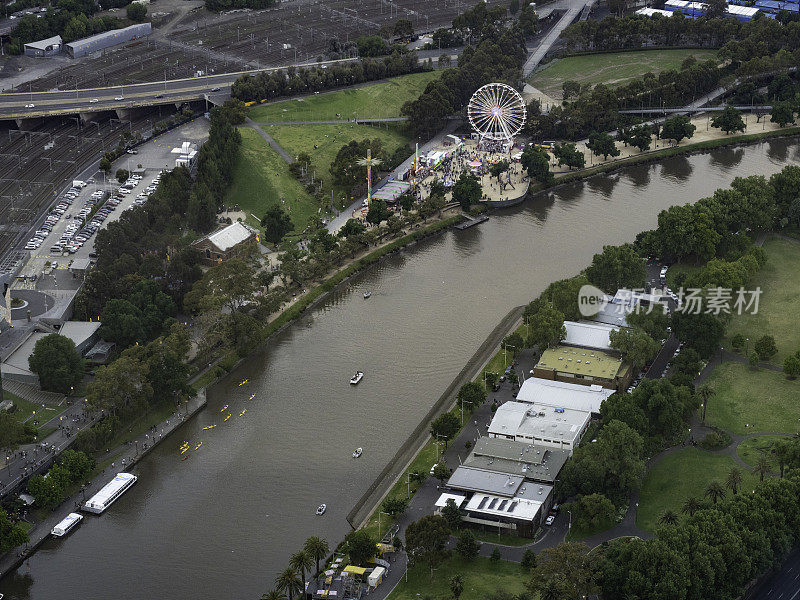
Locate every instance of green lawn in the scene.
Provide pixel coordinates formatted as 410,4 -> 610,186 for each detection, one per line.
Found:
225,127 -> 319,233
472,530 -> 535,547
6,394 -> 64,428
529,49 -> 718,99
704,361 -> 800,435
737,434 -> 790,470
723,236 -> 800,365
265,123 -> 411,207
249,71 -> 439,122
637,447 -> 760,532
387,556 -> 528,600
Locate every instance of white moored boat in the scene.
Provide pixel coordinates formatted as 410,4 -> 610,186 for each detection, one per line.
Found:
316,504 -> 327,515
363,291 -> 371,299
350,371 -> 364,385
353,447 -> 363,458
52,512 -> 83,537
83,472 -> 137,514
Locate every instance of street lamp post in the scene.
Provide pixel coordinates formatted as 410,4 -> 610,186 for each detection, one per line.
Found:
378,510 -> 390,540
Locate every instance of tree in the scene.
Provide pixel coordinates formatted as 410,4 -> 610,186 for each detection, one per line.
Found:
704,480 -> 725,504
754,335 -> 777,361
627,309 -> 670,341
705,0 -> 727,17
99,156 -> 112,173
609,328 -> 659,370
432,461 -> 451,484
754,455 -> 771,482
519,3 -> 539,35
661,115 -> 696,145
562,80 -> 581,100
274,567 -> 303,600
490,547 -> 502,562
393,18 -> 413,37
261,591 -> 288,600
783,354 -> 800,379
489,160 -> 510,183
521,548 -> 537,570
509,0 -> 520,14
457,381 -> 486,411
450,574 -> 464,600
405,515 -> 450,576
303,536 -> 329,577
529,542 -> 599,600
115,168 -> 129,184
681,496 -> 701,517
575,493 -> 616,531
382,496 -> 409,517
628,124 -> 652,152
526,306 -> 565,350
712,106 -> 746,135
698,384 -> 714,425
338,218 -> 366,238
726,467 -> 743,495
749,350 -> 760,368
441,498 -> 462,530
731,333 -> 746,352
100,299 -> 144,347
455,529 -> 479,560
0,411 -> 36,455
126,2 -> 147,21
585,244 -> 646,293
587,131 -> 620,160
0,509 -> 28,554
521,145 -> 552,185
552,142 -> 585,170
658,509 -> 679,525
430,412 -> 459,447
770,101 -> 795,128
261,205 -> 294,244
672,312 -> 724,358
452,172 -> 482,211
366,199 -> 390,225
343,529 -> 376,565
28,334 -> 84,394
289,550 -> 314,586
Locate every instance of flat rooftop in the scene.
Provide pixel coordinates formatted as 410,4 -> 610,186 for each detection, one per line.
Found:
447,466 -> 524,497
488,401 -> 591,443
563,320 -> 619,351
536,346 -> 623,380
465,437 -> 569,484
516,377 -> 614,413
463,482 -> 553,522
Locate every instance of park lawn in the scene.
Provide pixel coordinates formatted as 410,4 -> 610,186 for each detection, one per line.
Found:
472,530 -> 535,547
723,236 -> 800,365
101,402 -> 177,454
737,434 -> 790,470
225,127 -> 319,233
637,447 -> 760,532
8,395 -> 64,428
265,123 -> 411,206
249,71 -> 439,122
529,49 -> 718,99
387,556 -> 528,600
705,361 -> 800,435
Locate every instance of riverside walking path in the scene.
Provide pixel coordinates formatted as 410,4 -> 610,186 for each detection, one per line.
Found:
0,389 -> 207,579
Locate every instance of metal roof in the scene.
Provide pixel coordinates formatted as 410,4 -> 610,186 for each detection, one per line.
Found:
465,437 -> 569,484
488,401 -> 591,445
463,483 -> 553,521
203,222 -> 255,252
536,346 -> 624,380
446,466 -> 524,497
24,35 -> 62,50
563,320 -> 618,351
515,377 -> 613,414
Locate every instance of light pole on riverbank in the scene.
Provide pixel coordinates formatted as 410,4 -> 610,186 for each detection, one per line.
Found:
504,344 -> 516,368
378,510 -> 390,541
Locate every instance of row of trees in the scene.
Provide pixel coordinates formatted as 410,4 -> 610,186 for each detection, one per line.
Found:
231,54 -> 423,103
264,536 -> 330,600
26,449 -> 94,510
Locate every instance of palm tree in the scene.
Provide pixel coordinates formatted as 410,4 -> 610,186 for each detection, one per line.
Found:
698,385 -> 714,425
755,455 -> 772,482
450,574 -> 464,600
725,467 -> 743,494
275,567 -> 303,600
261,591 -> 288,600
773,439 -> 789,478
289,549 -> 314,586
303,536 -> 330,578
658,509 -> 679,525
682,496 -> 701,517
705,480 -> 726,504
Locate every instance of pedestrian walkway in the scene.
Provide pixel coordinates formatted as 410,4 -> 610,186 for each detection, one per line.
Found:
245,118 -> 294,164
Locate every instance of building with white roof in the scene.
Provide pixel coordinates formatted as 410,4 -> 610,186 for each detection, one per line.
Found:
487,401 -> 591,453
192,222 -> 258,265
515,377 -> 614,415
635,7 -> 676,16
24,35 -> 62,57
563,320 -> 619,352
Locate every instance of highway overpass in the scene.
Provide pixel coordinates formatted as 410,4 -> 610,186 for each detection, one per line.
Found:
0,58 -> 358,120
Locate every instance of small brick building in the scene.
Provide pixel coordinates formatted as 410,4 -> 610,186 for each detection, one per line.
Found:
192,222 -> 257,266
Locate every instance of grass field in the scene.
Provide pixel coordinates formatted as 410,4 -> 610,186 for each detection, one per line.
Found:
387,556 -> 528,600
225,127 -> 319,233
265,123 -> 411,206
724,236 -> 800,365
249,71 -> 439,122
6,393 -> 64,428
637,447 -> 760,532
737,434 -> 789,470
705,361 -> 800,435
529,49 -> 718,99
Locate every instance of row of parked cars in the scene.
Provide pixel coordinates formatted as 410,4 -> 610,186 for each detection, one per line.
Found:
24,181 -> 93,251
50,189 -> 112,255
132,172 -> 162,207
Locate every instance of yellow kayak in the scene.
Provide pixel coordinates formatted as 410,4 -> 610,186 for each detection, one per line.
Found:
238,379 -> 249,386
224,414 -> 231,422
180,447 -> 188,454
195,442 -> 203,450
239,409 -> 246,416
249,394 -> 255,400
202,424 -> 217,431
220,404 -> 228,412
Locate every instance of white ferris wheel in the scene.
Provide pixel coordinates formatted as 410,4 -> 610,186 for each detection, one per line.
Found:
467,83 -> 527,148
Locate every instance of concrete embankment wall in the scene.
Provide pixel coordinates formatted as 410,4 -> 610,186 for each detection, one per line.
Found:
347,305 -> 525,529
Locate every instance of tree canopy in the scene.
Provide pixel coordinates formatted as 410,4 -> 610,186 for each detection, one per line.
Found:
28,334 -> 84,394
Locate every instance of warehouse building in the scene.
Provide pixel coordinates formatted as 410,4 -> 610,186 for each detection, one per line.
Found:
24,35 -> 62,57
66,23 -> 152,58
533,345 -> 632,390
563,320 -> 620,352
192,221 -> 258,266
463,437 -> 569,485
515,377 -> 614,415
487,401 -> 591,453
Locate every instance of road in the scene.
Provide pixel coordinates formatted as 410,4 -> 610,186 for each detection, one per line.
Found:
522,0 -> 595,78
0,57 -> 358,120
748,549 -> 800,600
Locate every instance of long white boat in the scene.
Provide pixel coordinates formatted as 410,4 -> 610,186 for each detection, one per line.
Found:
83,472 -> 137,514
51,512 -> 83,537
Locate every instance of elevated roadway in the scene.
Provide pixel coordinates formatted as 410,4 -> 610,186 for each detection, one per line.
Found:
0,57 -> 358,120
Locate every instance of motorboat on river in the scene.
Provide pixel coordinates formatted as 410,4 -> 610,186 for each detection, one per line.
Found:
316,504 -> 327,515
350,371 -> 364,385
353,447 -> 362,458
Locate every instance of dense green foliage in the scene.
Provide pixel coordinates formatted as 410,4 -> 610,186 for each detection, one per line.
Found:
27,450 -> 94,510
28,334 -> 84,394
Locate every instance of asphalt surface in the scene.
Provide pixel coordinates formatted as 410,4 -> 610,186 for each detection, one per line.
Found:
748,549 -> 800,600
